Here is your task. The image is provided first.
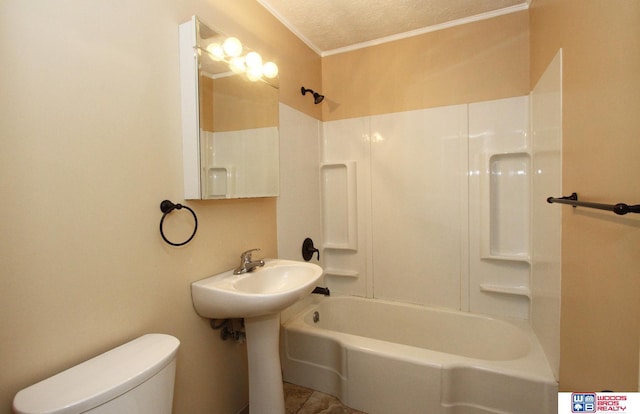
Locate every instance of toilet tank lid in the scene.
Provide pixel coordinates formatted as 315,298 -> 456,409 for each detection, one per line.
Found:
13,333 -> 180,414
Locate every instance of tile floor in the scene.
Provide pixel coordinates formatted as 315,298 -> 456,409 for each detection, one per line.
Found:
284,382 -> 367,414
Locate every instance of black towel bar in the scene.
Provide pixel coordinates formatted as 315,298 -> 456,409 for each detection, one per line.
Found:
546,193 -> 640,215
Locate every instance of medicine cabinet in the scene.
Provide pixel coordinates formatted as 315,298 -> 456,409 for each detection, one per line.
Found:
179,16 -> 279,199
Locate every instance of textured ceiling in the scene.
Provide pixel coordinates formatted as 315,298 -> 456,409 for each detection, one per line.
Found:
257,0 -> 528,55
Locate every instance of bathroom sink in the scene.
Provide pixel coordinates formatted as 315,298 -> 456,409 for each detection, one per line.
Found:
191,259 -> 323,319
192,258 -> 323,413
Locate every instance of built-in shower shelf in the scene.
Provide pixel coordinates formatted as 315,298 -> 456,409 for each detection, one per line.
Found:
323,243 -> 358,251
324,268 -> 359,278
479,283 -> 530,298
481,254 -> 531,264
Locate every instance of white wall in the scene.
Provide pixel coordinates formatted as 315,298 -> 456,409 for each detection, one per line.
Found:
370,106 -> 468,309
531,50 -> 563,380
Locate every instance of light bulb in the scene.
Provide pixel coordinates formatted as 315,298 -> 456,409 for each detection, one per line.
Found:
245,52 -> 263,69
262,61 -> 278,78
206,43 -> 224,61
229,57 -> 246,73
222,37 -> 243,57
247,66 -> 263,81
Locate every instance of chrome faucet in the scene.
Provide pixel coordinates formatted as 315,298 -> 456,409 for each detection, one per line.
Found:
233,248 -> 265,275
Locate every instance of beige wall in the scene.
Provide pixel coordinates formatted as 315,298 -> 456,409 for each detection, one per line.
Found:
210,76 -> 279,132
0,1 -> 317,413
530,0 -> 640,391
3,1 -> 638,411
200,75 -> 279,132
321,11 -> 530,121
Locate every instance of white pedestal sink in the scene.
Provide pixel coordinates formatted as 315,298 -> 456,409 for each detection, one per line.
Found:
191,259 -> 323,414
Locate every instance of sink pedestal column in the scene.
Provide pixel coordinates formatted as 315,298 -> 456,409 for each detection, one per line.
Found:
244,313 -> 285,414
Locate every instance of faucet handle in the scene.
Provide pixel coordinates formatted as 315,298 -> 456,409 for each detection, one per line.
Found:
240,248 -> 260,261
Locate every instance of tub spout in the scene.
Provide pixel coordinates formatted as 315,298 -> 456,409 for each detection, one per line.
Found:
312,286 -> 330,296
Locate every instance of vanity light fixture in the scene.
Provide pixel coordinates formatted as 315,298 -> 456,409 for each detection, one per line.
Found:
301,87 -> 325,104
203,37 -> 278,82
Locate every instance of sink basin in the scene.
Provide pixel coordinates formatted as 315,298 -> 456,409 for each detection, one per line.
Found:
191,259 -> 323,319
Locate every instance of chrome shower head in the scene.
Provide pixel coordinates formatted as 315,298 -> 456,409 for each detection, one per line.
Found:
301,87 -> 325,104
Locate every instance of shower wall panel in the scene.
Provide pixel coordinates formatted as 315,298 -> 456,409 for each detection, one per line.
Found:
370,106 -> 468,309
322,117 -> 372,297
530,50 -> 562,380
277,104 -> 322,262
468,96 -> 531,319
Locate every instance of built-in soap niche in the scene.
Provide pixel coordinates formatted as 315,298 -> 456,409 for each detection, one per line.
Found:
320,161 -> 360,291
483,152 -> 531,260
321,162 -> 357,250
205,167 -> 231,197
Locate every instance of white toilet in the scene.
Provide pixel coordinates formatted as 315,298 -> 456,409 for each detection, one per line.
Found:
13,333 -> 180,414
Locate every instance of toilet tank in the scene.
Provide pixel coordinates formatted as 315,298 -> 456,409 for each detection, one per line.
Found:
13,334 -> 180,414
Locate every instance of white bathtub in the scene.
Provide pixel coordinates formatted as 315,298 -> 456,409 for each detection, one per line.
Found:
281,296 -> 557,414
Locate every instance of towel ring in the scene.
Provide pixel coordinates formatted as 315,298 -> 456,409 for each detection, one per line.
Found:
159,200 -> 198,246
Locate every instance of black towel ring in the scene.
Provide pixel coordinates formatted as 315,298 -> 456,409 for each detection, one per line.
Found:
159,200 -> 198,246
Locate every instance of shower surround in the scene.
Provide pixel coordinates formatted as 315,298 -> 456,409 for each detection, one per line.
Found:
277,52 -> 562,414
320,95 -> 532,320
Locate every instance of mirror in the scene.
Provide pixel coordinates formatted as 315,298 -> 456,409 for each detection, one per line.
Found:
179,17 -> 279,200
